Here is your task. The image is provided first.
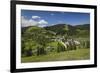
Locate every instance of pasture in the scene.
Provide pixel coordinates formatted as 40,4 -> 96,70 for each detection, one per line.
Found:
21,48 -> 90,63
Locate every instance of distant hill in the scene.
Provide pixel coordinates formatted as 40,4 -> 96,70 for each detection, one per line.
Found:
75,24 -> 90,30
44,24 -> 90,37
21,24 -> 90,41
75,24 -> 90,37
44,24 -> 69,35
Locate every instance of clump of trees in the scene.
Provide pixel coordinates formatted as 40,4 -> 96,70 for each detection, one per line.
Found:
21,38 -> 90,57
36,46 -> 47,56
57,42 -> 66,53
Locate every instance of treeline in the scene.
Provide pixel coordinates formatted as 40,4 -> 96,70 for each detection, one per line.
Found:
21,39 -> 90,57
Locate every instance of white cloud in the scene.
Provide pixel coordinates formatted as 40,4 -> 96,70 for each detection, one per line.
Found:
21,16 -> 38,27
38,20 -> 48,25
38,20 -> 48,27
21,16 -> 48,27
28,19 -> 38,26
32,16 -> 41,19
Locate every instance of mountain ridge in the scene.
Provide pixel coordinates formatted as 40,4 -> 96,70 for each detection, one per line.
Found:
22,23 -> 90,38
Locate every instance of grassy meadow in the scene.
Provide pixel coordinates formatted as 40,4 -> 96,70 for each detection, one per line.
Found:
21,48 -> 90,63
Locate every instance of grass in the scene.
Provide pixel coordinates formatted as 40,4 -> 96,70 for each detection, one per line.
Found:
21,48 -> 90,63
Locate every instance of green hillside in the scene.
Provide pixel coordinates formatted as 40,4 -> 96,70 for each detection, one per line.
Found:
45,24 -> 90,38
21,24 -> 90,62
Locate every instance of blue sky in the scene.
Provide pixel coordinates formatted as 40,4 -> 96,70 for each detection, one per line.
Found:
21,10 -> 90,27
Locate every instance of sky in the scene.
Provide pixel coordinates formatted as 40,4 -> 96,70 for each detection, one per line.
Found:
21,10 -> 90,27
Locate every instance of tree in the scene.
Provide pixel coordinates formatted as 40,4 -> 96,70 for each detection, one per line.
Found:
57,42 -> 66,53
36,46 -> 47,56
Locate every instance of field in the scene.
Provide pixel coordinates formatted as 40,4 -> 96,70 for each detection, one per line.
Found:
21,48 -> 90,63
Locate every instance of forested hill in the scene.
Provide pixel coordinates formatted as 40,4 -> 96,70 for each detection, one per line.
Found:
44,24 -> 90,38
21,24 -> 90,39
